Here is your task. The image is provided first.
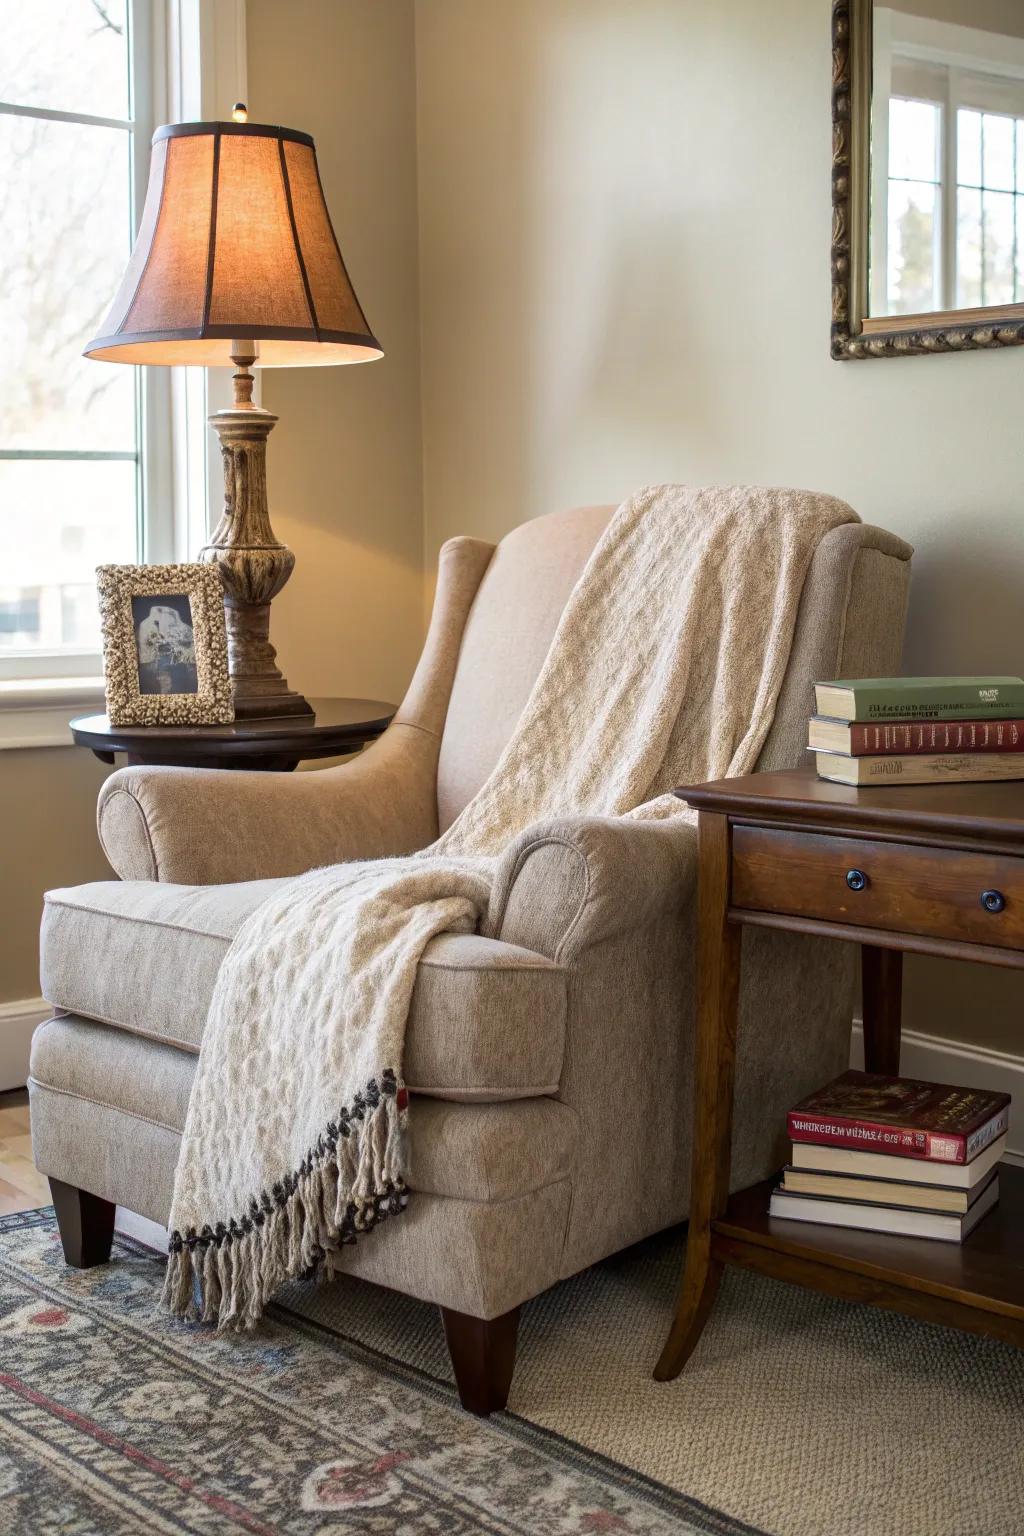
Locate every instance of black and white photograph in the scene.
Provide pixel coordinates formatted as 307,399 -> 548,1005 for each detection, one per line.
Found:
96,562 -> 232,726
132,594 -> 198,696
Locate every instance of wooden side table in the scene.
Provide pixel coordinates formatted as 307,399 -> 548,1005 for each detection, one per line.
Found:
655,767 -> 1024,1380
70,697 -> 395,773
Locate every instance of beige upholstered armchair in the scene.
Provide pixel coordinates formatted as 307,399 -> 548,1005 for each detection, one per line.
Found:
32,504 -> 912,1413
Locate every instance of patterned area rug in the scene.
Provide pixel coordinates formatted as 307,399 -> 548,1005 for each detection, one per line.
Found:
0,1210 -> 756,1535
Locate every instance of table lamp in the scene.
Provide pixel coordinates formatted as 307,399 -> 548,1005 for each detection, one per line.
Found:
84,107 -> 382,718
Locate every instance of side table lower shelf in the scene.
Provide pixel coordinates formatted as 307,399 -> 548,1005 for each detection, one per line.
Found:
713,1168 -> 1024,1349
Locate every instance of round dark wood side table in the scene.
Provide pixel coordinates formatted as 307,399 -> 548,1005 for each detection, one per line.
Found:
70,697 -> 396,773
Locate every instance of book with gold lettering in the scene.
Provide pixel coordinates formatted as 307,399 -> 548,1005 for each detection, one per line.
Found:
813,676 -> 1024,723
808,716 -> 1024,756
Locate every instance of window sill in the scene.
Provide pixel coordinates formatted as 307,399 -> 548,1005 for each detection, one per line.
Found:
0,677 -> 106,750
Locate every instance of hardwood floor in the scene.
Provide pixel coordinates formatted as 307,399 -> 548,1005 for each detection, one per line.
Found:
0,1090 -> 50,1214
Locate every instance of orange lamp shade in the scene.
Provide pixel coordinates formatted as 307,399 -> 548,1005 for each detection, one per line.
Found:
84,121 -> 382,367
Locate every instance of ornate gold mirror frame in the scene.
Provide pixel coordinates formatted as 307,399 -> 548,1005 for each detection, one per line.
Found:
831,0 -> 1024,359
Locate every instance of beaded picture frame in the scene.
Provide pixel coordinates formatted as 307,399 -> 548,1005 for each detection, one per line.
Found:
96,563 -> 234,726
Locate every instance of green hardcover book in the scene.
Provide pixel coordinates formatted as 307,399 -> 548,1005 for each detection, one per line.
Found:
814,676 -> 1024,723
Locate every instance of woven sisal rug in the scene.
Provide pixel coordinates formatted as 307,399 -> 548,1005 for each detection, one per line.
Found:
0,1209 -> 756,1535
285,1226 -> 1024,1536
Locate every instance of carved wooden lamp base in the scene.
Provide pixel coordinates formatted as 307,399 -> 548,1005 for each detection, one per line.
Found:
222,597 -> 314,720
199,349 -> 313,720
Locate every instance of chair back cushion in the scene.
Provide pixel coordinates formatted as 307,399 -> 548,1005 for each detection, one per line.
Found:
435,504 -> 912,832
436,505 -> 613,830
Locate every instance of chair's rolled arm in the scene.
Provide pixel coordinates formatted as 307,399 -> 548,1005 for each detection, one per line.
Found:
97,723 -> 439,884
485,813 -> 697,962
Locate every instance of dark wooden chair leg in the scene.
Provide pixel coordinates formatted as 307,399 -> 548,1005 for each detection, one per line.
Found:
49,1179 -> 116,1269
440,1305 -> 520,1415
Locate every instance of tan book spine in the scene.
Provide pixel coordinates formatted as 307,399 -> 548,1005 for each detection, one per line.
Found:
816,752 -> 1024,786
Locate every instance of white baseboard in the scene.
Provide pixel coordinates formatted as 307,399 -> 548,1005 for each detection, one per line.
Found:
114,1207 -> 168,1252
851,1019 -> 1024,1168
0,997 -> 47,1093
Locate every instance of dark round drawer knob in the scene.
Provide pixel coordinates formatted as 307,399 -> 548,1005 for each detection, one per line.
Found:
981,889 -> 1006,914
846,869 -> 868,892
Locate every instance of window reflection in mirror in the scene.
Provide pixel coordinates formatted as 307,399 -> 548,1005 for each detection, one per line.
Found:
869,3 -> 1024,319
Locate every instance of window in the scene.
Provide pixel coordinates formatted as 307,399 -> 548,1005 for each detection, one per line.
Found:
872,11 -> 1024,317
955,105 -> 1024,308
0,0 -> 164,680
885,94 -> 942,314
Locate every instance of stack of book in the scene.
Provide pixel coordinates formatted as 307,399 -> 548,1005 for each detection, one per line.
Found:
809,675 -> 1024,786
770,1070 -> 1009,1243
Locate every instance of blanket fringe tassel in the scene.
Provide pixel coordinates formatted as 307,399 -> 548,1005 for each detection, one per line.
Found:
161,1072 -> 408,1331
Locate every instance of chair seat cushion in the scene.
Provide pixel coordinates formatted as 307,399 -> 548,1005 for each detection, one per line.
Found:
30,1015 -> 576,1220
41,880 -> 567,1102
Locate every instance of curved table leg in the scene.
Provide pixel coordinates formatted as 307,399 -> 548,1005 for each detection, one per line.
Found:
655,811 -> 740,1381
654,1255 -> 724,1379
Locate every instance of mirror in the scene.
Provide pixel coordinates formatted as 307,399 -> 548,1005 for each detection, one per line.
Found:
832,0 -> 1024,357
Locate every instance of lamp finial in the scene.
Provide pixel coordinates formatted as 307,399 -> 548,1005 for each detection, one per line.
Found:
232,102 -> 248,123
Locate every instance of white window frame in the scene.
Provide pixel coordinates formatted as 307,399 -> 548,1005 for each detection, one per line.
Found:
167,0 -> 251,555
0,0 -> 167,686
871,9 -> 1024,317
0,0 -> 246,747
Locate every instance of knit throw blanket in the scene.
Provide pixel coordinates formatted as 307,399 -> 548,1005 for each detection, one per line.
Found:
164,484 -> 857,1327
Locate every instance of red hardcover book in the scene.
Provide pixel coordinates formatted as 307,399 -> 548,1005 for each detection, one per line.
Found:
787,1071 -> 1010,1165
810,718 -> 1024,757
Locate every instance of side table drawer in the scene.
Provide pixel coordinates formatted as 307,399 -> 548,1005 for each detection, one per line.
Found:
732,825 -> 1024,950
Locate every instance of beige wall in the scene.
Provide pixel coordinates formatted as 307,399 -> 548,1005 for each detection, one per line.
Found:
414,0 -> 1024,1048
248,0 -> 424,708
0,751 -> 113,1001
